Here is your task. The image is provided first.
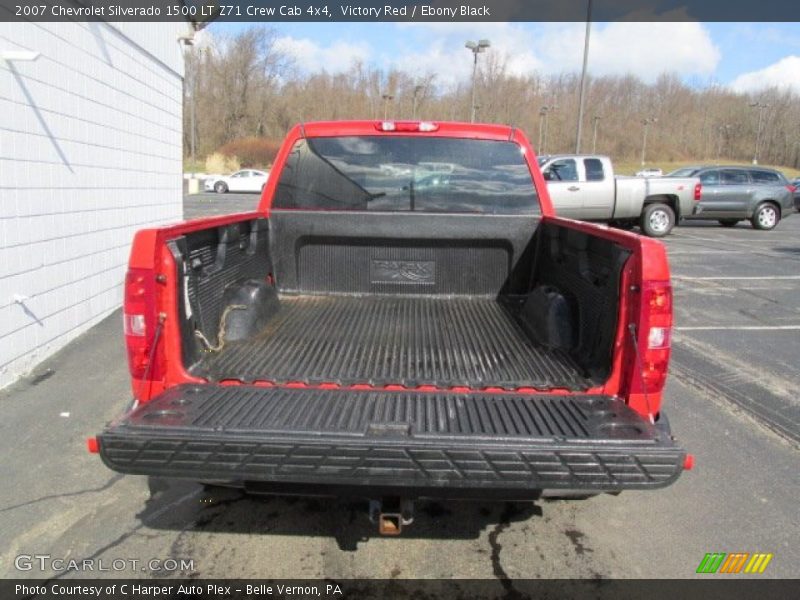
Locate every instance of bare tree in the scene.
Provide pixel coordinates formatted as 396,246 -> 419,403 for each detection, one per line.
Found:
185,31 -> 800,169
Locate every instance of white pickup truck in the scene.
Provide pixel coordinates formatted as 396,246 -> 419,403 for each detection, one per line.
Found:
538,155 -> 702,237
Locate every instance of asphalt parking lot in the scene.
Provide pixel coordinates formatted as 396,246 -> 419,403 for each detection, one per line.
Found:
181,191 -> 261,220
1,192 -> 797,583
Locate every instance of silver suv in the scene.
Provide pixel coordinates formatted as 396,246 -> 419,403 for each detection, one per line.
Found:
666,166 -> 794,230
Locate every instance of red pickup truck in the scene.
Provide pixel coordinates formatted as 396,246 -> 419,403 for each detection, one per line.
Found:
91,121 -> 691,533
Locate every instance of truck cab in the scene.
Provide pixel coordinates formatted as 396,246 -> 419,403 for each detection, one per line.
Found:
539,155 -> 613,220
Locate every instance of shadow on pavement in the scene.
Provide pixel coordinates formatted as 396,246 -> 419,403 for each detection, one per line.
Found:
138,477 -> 543,552
675,221 -> 742,229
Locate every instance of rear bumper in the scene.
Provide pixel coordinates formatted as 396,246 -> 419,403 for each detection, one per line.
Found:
98,385 -> 686,497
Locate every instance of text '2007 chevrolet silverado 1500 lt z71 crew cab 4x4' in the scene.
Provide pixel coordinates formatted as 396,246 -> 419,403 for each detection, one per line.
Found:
538,154 -> 702,237
90,121 -> 692,534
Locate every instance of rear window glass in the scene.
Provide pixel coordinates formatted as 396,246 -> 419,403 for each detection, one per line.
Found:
667,168 -> 698,177
699,170 -> 720,185
748,170 -> 781,184
721,170 -> 750,185
273,136 -> 539,214
584,158 -> 605,181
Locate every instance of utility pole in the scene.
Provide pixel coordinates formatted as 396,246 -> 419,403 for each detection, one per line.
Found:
539,105 -> 557,154
547,105 -> 558,154
575,0 -> 592,153
750,102 -> 769,164
465,39 -> 490,123
592,115 -> 602,153
544,108 -> 551,155
716,124 -> 731,160
189,55 -> 197,164
641,117 -> 657,167
382,93 -> 394,120
412,84 -> 424,119
538,107 -> 546,152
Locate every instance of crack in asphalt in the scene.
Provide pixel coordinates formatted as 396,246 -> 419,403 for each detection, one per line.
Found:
0,474 -> 124,513
488,503 -> 527,600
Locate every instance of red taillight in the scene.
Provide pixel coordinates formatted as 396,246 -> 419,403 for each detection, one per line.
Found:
644,282 -> 672,317
375,121 -> 439,132
693,182 -> 702,201
123,268 -> 160,387
786,184 -> 796,194
631,281 -> 673,396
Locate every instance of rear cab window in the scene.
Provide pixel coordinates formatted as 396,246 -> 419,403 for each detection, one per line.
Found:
584,158 -> 605,181
273,136 -> 540,214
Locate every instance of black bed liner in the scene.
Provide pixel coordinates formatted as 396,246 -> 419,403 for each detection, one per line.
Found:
99,385 -> 685,493
193,295 -> 594,390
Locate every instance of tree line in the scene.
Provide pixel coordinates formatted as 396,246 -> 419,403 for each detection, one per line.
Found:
184,26 -> 800,169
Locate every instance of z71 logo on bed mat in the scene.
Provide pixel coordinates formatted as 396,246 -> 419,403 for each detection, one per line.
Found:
370,260 -> 435,284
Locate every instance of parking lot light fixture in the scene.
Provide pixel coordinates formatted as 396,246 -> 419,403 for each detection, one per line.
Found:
382,93 -> 394,120
592,115 -> 602,153
465,39 -> 490,123
575,0 -> 593,153
641,117 -> 657,167
749,102 -> 770,164
716,124 -> 732,160
538,105 -> 557,155
412,84 -> 424,119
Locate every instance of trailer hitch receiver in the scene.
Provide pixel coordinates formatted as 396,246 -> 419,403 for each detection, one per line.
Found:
369,498 -> 414,535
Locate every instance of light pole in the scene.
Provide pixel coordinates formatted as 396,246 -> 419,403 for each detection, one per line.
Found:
539,105 -> 557,154
465,39 -> 490,123
749,102 -> 769,164
640,117 -> 657,167
592,115 -> 602,153
575,0 -> 593,153
412,84 -> 424,119
538,107 -> 547,152
716,124 -> 731,160
190,52 -> 200,165
382,93 -> 394,120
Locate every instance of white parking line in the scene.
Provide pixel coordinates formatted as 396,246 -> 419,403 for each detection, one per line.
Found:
668,250 -> 748,255
675,232 -> 799,243
673,275 -> 800,281
676,325 -> 800,331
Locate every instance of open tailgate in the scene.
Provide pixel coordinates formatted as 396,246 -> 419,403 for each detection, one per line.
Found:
97,385 -> 685,496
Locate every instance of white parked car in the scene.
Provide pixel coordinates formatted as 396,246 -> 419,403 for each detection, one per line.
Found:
634,167 -> 663,178
205,169 -> 269,193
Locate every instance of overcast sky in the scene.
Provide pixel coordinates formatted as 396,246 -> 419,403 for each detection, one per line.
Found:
213,22 -> 800,93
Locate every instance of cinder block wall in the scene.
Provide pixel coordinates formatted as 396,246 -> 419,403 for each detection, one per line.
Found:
0,22 -> 186,389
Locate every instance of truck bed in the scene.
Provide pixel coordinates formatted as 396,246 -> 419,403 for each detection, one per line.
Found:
100,124 -> 688,504
195,295 -> 593,390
